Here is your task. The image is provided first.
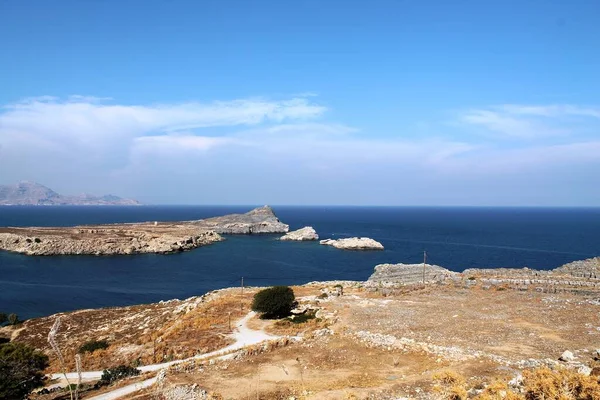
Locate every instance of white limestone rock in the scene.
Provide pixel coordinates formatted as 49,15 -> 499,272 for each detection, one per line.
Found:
319,237 -> 384,250
280,226 -> 319,241
366,263 -> 457,286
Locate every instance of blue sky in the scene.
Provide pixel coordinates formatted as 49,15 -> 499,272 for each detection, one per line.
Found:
1,0 -> 599,205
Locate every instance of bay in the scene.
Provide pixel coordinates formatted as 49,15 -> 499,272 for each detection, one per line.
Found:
1,206 -> 599,319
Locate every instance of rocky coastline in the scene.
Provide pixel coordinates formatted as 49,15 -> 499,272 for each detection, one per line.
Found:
0,206 -> 288,256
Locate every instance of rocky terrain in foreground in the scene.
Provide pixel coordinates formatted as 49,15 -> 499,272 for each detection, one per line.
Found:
0,206 -> 288,256
366,257 -> 600,293
0,181 -> 140,205
4,256 -> 600,400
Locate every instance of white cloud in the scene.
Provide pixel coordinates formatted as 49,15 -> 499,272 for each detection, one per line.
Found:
0,96 -> 327,145
1,96 -> 599,205
459,104 -> 600,139
134,135 -> 237,153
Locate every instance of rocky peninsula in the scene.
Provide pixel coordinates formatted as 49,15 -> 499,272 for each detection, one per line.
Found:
0,206 -> 289,256
320,237 -> 384,250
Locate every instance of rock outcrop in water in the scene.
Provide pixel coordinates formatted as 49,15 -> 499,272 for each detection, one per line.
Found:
280,226 -> 319,241
320,237 -> 384,250
0,206 -> 288,256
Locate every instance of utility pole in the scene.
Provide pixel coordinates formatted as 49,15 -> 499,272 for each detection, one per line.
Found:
422,251 -> 427,285
241,277 -> 244,312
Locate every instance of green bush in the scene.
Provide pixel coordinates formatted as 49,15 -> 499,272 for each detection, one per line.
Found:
251,286 -> 296,319
100,365 -> 140,385
78,339 -> 109,354
0,313 -> 7,325
0,342 -> 49,399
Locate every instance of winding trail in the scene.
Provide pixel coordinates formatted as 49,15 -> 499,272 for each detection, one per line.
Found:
51,311 -> 281,400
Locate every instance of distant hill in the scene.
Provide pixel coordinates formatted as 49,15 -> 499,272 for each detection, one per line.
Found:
0,182 -> 141,206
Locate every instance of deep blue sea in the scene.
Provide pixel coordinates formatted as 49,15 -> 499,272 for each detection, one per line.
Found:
1,206 -> 599,319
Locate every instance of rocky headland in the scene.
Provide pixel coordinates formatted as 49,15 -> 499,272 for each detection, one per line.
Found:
320,237 -> 384,250
0,206 -> 288,256
279,226 -> 319,241
195,205 -> 289,234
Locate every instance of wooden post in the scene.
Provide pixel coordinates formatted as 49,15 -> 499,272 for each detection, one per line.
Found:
422,251 -> 427,285
228,312 -> 231,331
241,277 -> 244,312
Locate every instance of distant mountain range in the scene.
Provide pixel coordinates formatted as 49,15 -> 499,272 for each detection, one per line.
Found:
0,182 -> 141,206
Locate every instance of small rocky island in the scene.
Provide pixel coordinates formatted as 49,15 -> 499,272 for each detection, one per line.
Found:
320,237 -> 384,250
0,206 -> 289,256
280,226 -> 319,241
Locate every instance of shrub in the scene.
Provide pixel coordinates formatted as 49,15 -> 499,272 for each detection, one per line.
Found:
100,365 -> 140,385
0,313 -> 7,325
522,366 -> 600,399
0,342 -> 49,399
433,370 -> 467,400
78,339 -> 109,354
251,286 -> 296,319
7,313 -> 18,325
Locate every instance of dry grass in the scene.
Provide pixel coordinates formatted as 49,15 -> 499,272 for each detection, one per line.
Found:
432,367 -> 600,400
12,287 -> 258,373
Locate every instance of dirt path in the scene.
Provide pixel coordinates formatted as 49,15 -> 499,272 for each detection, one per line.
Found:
50,312 -> 280,399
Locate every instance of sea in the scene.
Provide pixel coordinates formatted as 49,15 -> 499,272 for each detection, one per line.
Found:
1,206 -> 599,320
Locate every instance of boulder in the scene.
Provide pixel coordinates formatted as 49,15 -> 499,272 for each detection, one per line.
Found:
559,350 -> 575,362
280,226 -> 319,241
319,237 -> 384,250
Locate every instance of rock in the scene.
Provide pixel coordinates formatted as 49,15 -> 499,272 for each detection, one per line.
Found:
280,226 -> 319,241
559,350 -> 575,362
319,237 -> 383,250
509,374 -> 523,387
366,263 -> 457,286
578,365 -> 592,376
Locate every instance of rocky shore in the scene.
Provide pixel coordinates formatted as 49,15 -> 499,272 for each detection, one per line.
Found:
0,206 -> 289,256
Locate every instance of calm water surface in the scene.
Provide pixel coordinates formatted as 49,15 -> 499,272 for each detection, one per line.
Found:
1,206 -> 599,319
